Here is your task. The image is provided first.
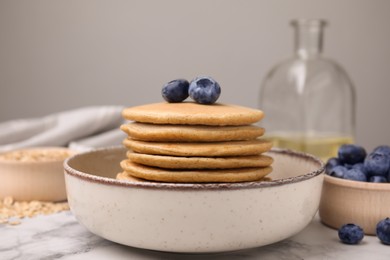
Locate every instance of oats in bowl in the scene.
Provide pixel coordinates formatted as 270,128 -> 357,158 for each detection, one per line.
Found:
0,148 -> 73,162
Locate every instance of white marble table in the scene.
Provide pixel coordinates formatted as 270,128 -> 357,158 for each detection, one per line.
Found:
1,211 -> 389,260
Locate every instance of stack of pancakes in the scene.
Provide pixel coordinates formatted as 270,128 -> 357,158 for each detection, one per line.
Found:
117,102 -> 273,183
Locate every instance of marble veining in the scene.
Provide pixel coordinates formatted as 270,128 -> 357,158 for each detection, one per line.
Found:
0,212 -> 389,260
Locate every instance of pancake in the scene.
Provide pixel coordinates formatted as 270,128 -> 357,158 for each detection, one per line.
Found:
122,102 -> 264,126
120,123 -> 265,142
120,160 -> 272,183
117,171 -> 273,183
123,138 -> 272,157
116,172 -> 146,182
125,152 -> 273,169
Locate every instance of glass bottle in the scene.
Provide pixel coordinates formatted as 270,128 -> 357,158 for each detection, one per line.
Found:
259,19 -> 355,161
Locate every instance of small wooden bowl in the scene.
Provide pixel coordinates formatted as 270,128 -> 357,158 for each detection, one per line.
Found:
0,147 -> 75,201
319,174 -> 390,235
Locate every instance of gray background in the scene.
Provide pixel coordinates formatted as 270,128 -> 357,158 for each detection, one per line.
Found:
1,0 -> 389,151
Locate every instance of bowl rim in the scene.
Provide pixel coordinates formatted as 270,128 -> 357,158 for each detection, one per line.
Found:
64,146 -> 324,191
324,174 -> 390,191
0,147 -> 76,165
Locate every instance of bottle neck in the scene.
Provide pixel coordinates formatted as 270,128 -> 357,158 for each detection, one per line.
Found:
291,19 -> 326,58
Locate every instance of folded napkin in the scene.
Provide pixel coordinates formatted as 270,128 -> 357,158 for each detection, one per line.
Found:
0,106 -> 127,152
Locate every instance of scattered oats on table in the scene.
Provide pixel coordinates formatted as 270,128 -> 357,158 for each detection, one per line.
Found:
0,196 -> 69,225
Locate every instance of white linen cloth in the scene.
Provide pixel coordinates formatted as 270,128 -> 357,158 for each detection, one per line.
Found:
0,106 -> 126,152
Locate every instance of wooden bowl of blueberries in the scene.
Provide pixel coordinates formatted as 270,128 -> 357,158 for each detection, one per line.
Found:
319,144 -> 390,240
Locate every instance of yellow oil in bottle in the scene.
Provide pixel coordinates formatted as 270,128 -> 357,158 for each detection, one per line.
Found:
266,133 -> 354,162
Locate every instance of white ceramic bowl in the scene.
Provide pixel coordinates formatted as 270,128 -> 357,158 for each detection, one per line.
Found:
0,147 -> 74,201
64,147 -> 324,253
319,174 -> 390,235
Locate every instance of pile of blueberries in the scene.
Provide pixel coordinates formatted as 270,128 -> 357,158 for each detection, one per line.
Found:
325,144 -> 390,245
325,144 -> 390,183
161,77 -> 221,105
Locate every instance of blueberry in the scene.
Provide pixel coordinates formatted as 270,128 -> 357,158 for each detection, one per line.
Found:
369,175 -> 388,183
364,152 -> 390,177
161,79 -> 189,103
352,163 -> 367,174
325,157 -> 341,175
338,223 -> 364,244
373,145 -> 390,156
189,76 -> 221,104
338,144 -> 367,165
329,165 -> 347,178
344,168 -> 367,182
376,218 -> 390,245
